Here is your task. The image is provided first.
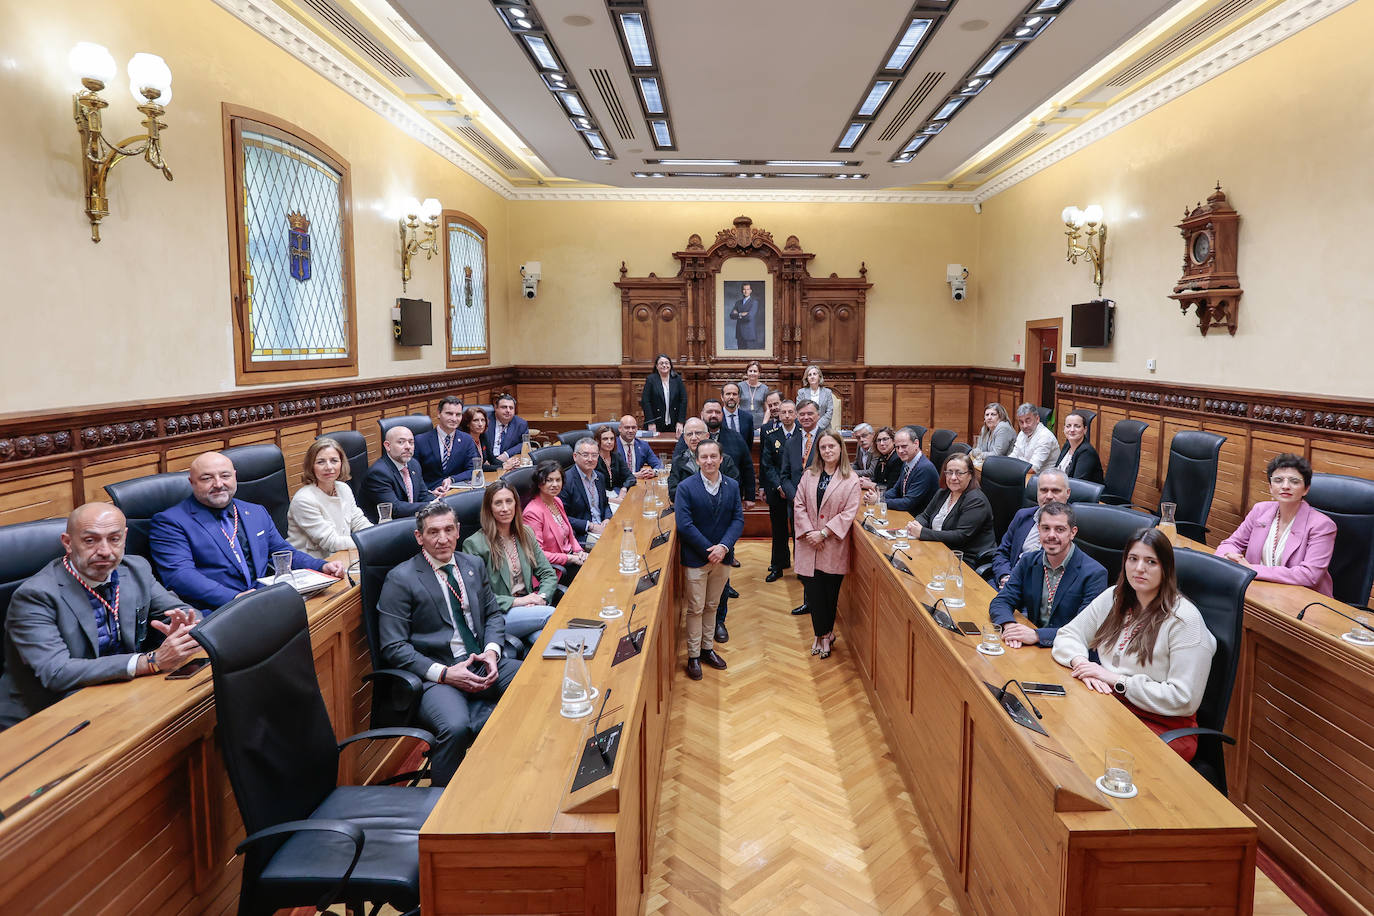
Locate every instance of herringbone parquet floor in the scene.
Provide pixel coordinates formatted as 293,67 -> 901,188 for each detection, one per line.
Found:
642,542 -> 1308,916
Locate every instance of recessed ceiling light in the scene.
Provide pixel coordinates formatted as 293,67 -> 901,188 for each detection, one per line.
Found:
651,159 -> 741,166
650,120 -> 672,147
764,160 -> 854,168
1026,16 -> 1043,26
901,135 -> 929,154
885,18 -> 933,71
837,122 -> 866,150
857,80 -> 894,117
522,34 -> 559,70
974,42 -> 1017,77
618,13 -> 653,66
638,77 -> 664,114
584,130 -> 606,150
774,173 -> 829,179
1034,0 -> 1066,9
933,97 -> 966,120
558,92 -> 586,116
675,172 -> 727,178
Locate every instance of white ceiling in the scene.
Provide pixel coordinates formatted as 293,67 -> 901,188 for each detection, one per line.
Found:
390,0 -> 1180,190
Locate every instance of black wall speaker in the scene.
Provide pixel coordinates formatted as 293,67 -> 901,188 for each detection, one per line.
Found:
393,298 -> 432,346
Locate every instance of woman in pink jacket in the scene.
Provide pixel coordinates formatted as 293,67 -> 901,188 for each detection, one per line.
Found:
523,460 -> 589,584
794,430 -> 863,658
1216,453 -> 1337,595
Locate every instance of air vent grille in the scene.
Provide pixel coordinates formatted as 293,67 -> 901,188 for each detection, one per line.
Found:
976,132 -> 1047,174
300,0 -> 411,80
455,124 -> 522,173
878,71 -> 944,142
590,68 -> 635,140
1107,0 -> 1257,86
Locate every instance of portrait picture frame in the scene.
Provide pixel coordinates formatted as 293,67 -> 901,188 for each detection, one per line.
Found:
716,269 -> 771,357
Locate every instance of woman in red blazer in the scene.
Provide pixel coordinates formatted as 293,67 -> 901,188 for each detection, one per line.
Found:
1216,453 -> 1337,595
522,461 -> 589,584
793,430 -> 863,658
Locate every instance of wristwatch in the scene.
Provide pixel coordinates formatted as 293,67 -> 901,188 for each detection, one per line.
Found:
1113,678 -> 1127,695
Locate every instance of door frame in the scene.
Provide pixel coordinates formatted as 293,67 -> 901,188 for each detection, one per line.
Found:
1023,317 -> 1062,410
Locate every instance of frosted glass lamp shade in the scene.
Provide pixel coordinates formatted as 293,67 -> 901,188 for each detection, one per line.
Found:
420,198 -> 442,220
1081,204 -> 1104,226
127,53 -> 172,101
69,42 -> 116,83
403,197 -> 422,219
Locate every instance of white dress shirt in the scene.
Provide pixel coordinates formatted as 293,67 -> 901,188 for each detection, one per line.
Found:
1011,423 -> 1059,472
422,551 -> 501,683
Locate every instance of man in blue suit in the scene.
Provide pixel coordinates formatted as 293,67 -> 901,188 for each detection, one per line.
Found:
616,414 -> 661,479
720,382 -> 755,444
729,283 -> 763,349
415,396 -> 480,490
991,468 -> 1071,586
484,393 -> 530,463
150,452 -> 343,612
879,425 -> 939,515
988,502 -> 1108,649
675,439 -> 743,680
362,426 -> 440,522
561,437 -> 611,545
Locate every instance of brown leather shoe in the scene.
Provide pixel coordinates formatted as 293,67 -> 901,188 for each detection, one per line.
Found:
700,649 -> 727,670
686,657 -> 702,680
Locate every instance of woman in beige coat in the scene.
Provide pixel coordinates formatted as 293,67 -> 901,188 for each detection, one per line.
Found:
793,429 -> 863,658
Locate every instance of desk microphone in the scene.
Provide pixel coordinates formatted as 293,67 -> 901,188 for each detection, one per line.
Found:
589,688 -> 613,764
997,678 -> 1043,720
1296,601 -> 1374,634
0,720 -> 90,784
624,603 -> 642,649
888,546 -> 913,576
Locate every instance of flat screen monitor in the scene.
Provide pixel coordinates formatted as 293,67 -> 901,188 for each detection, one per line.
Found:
1070,300 -> 1114,348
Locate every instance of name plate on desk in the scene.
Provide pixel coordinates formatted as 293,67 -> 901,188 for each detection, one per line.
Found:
571,723 -> 623,792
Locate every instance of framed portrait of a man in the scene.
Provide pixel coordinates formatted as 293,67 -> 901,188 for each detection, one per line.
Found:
722,279 -> 767,353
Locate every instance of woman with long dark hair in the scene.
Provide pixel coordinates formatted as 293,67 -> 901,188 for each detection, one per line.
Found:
462,481 -> 557,647
1052,528 -> 1216,760
640,353 -> 688,438
460,406 -> 519,474
522,460 -> 588,583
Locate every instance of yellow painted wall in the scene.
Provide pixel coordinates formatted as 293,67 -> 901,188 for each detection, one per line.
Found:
504,200 -> 980,366
973,0 -> 1374,397
0,0 -> 509,413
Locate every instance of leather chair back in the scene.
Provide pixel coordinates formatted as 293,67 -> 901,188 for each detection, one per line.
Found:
949,442 -> 971,457
1035,406 -> 1052,426
1159,430 -> 1226,540
1306,472 -> 1374,607
106,471 -> 194,561
1067,408 -> 1096,439
378,415 -> 434,442
1174,547 -> 1256,794
559,429 -> 593,447
504,466 -> 538,508
927,429 -> 958,475
1101,419 -> 1148,505
0,519 -> 68,674
1022,475 -> 1104,507
532,444 -> 574,469
319,431 -> 368,499
471,405 -> 496,427
980,456 -> 1032,541
1071,504 -> 1159,583
589,421 -> 620,438
192,585 -> 339,852
442,488 -> 486,545
900,424 -> 927,450
351,519 -> 422,726
222,443 -> 290,537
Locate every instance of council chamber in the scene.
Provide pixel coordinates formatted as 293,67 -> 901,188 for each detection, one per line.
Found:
1,0 -> 1372,914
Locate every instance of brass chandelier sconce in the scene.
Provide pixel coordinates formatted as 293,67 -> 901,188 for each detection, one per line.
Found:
398,198 -> 442,292
1060,204 -> 1107,296
69,43 -> 174,243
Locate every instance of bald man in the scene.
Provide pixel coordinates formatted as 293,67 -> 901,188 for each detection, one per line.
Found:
617,414 -> 661,478
361,426 -> 440,523
0,504 -> 201,728
150,452 -> 343,611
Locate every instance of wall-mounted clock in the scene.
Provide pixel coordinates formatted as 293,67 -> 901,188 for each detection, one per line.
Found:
1168,183 -> 1242,336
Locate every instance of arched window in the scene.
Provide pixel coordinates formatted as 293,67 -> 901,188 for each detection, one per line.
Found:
444,211 -> 490,367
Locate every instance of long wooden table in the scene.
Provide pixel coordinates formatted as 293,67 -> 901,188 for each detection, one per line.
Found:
841,515 -> 1258,916
419,483 -> 679,915
0,554 -> 404,914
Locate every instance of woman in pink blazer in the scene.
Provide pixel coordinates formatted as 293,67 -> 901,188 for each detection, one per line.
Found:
523,461 -> 589,584
1216,453 -> 1337,595
794,430 -> 863,658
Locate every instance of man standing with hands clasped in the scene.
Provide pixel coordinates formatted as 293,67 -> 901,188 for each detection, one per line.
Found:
675,439 -> 744,680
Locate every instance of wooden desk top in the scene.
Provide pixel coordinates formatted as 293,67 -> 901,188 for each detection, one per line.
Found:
861,512 -> 1252,835
424,484 -> 675,838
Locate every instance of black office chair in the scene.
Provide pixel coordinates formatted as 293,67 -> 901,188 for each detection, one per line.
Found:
192,584 -> 440,916
949,442 -> 972,457
471,404 -> 495,428
981,456 -> 1032,542
1100,419 -> 1148,506
1158,430 -> 1226,541
1022,475 -> 1104,507
504,466 -> 537,507
378,415 -> 434,441
531,444 -> 574,469
927,429 -> 958,473
320,430 -> 369,499
223,443 -> 290,537
559,429 -> 592,447
352,519 -> 423,730
1035,406 -> 1052,426
1306,473 -> 1374,608
0,519 -> 68,679
106,471 -> 194,562
1168,547 -> 1257,795
1072,504 -> 1159,582
443,488 -> 486,545
901,424 -> 927,449
1068,408 -> 1096,439
589,421 -> 620,438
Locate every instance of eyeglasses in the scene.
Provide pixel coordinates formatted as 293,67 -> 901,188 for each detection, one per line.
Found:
1269,475 -> 1305,486
946,469 -> 970,478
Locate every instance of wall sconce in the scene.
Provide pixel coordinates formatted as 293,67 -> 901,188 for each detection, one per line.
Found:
1060,204 -> 1107,296
398,197 -> 442,292
69,43 -> 174,242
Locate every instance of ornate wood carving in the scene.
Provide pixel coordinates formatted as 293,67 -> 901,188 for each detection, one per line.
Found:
1168,184 -> 1242,336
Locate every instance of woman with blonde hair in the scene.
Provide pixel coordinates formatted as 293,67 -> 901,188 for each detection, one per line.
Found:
287,436 -> 372,558
793,430 -> 863,658
970,402 -> 1015,459
796,364 -> 836,431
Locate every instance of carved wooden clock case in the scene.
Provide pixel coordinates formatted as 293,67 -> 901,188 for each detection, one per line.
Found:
1168,183 -> 1242,336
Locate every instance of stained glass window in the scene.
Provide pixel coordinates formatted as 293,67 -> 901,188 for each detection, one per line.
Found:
226,111 -> 356,380
445,213 -> 489,364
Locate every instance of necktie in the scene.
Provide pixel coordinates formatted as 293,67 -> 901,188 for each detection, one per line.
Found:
625,441 -> 634,468
494,425 -> 504,455
803,432 -> 813,467
898,462 -> 913,493
442,432 -> 452,464
728,413 -> 737,432
441,564 -> 481,656
401,465 -> 414,501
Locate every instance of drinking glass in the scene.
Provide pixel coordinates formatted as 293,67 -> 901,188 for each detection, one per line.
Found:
599,587 -> 623,619
271,550 -> 294,585
1103,747 -> 1135,794
1158,502 -> 1177,543
1349,615 -> 1374,644
980,623 -> 1002,653
876,501 -> 888,525
376,502 -> 393,522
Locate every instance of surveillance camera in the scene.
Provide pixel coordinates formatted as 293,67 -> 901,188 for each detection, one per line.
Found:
522,278 -> 538,299
951,283 -> 966,302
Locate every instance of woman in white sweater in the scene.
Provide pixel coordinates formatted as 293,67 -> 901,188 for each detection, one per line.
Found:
1051,528 -> 1216,761
288,437 -> 373,559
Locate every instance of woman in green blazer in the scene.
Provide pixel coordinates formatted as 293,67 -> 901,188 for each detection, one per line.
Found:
462,481 -> 557,646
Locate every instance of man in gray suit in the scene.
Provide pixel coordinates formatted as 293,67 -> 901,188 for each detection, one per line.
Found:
377,501 -> 520,785
0,504 -> 201,729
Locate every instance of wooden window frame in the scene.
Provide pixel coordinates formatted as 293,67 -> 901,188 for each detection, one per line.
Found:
221,103 -> 359,386
442,209 -> 491,368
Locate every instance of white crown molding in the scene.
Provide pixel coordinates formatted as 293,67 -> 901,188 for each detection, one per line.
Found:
972,0 -> 1359,202
212,0 -> 518,199
506,187 -> 976,203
